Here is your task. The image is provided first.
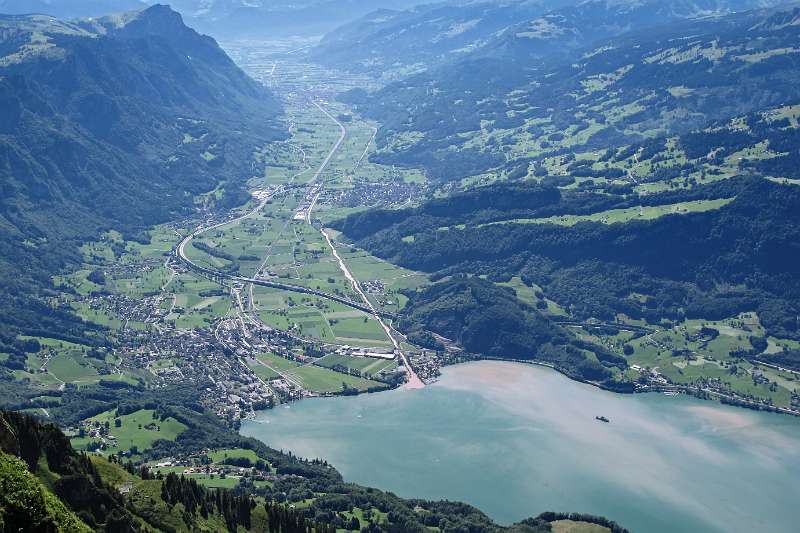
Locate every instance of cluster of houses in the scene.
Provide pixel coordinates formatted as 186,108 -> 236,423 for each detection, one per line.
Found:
329,179 -> 423,210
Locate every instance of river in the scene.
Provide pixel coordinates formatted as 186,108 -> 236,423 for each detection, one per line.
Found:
240,361 -> 800,532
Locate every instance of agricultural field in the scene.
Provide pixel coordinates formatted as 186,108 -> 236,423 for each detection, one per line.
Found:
253,290 -> 338,340
292,365 -> 385,393
336,244 -> 429,315
46,352 -> 100,383
485,198 -> 733,227
248,360 -> 281,382
252,287 -> 392,347
146,465 -> 273,490
453,101 -> 800,200
72,409 -> 188,456
52,220 -> 233,334
575,312 -> 799,408
340,507 -> 390,530
330,317 -> 388,342
317,354 -> 397,378
145,447 -> 275,490
497,277 -> 568,317
71,301 -> 125,330
207,448 -> 264,465
184,193 -> 302,278
164,274 -> 232,330
253,352 -> 385,393
254,352 -> 302,373
12,336 -> 142,390
550,520 -> 611,533
62,229 -> 178,297
255,98 -> 423,192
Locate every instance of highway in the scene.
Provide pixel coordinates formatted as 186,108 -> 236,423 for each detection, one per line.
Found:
307,103 -> 425,389
174,188 -> 397,320
175,98 -> 422,388
302,100 -> 346,225
321,226 -> 424,389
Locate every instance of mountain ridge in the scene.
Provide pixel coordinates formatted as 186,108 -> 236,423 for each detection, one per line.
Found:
0,4 -> 282,344
340,1 -> 800,183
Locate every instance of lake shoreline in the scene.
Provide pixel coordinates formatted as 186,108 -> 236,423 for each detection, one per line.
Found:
249,353 -> 797,420
242,360 -> 800,533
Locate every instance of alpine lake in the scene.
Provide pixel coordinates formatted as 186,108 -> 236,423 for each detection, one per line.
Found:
242,361 -> 800,533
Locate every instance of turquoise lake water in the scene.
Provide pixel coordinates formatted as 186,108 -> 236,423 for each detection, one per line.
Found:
241,361 -> 800,532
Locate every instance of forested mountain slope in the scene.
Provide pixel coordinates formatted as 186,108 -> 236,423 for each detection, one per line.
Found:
342,1 -> 800,183
0,5 -> 282,346
334,174 -> 800,371
0,409 -> 321,532
0,449 -> 92,532
399,275 -> 630,385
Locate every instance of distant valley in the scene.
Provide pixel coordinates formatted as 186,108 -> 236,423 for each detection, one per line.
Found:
1,0 -> 800,531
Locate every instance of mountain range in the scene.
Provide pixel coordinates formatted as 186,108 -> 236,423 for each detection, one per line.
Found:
0,4 -> 281,345
314,0 -> 786,74
337,0 -> 800,182
311,0 -> 576,77
1,0 -> 799,529
320,0 -> 800,378
0,0 -> 433,38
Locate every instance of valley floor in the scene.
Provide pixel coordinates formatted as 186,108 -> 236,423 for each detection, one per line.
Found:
13,41 -> 798,466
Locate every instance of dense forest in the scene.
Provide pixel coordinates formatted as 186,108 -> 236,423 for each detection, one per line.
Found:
335,178 -> 800,364
0,409 -> 334,532
399,276 -> 628,385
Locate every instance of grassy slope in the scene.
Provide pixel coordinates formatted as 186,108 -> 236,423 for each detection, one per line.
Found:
0,451 -> 92,533
72,409 -> 188,455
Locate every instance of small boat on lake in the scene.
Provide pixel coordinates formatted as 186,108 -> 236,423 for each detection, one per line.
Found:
595,415 -> 610,423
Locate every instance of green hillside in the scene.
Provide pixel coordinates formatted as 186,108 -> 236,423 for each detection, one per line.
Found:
0,451 -> 92,533
0,5 -> 282,348
0,410 -> 626,533
346,3 -> 800,184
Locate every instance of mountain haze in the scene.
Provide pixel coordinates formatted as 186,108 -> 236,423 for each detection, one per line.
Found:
0,0 -> 434,38
311,0 -> 578,76
314,0 -> 784,75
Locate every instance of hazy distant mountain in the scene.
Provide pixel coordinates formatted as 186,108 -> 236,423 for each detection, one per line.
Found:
311,0 -> 580,75
315,0 -> 786,74
0,0 -> 147,18
471,0 -> 790,63
343,0 -> 799,181
0,4 -> 281,340
175,0 -> 433,38
0,0 -> 433,38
